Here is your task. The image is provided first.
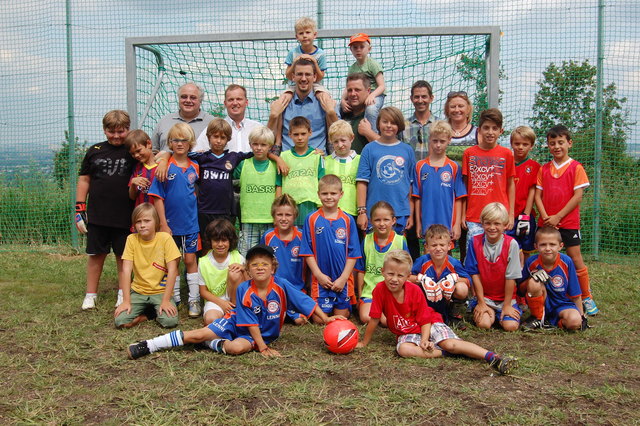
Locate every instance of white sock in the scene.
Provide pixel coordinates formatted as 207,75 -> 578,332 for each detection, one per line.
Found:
207,339 -> 227,354
85,293 -> 97,298
147,330 -> 184,353
173,276 -> 181,303
187,272 -> 200,303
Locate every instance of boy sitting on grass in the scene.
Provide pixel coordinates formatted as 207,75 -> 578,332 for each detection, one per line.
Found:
127,244 -> 344,359
356,250 -> 518,375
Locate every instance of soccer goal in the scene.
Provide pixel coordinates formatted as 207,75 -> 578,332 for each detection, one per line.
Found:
125,26 -> 500,133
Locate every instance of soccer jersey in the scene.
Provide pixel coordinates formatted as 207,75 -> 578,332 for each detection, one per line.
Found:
522,253 -> 581,325
536,158 -> 589,229
237,158 -> 278,223
514,158 -> 540,217
211,276 -> 317,344
129,162 -> 158,207
189,150 -> 253,216
411,254 -> 471,284
358,232 -> 407,299
357,140 -> 416,217
121,232 -> 181,295
324,151 -> 360,216
300,209 -> 362,301
369,281 -> 443,336
412,157 -> 466,233
277,148 -> 324,205
198,250 -> 245,296
261,227 -> 305,291
79,141 -> 135,229
148,157 -> 199,235
462,145 -> 516,223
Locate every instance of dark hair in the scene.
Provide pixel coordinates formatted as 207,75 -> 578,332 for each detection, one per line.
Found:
411,80 -> 433,97
346,73 -> 370,90
124,129 -> 151,150
535,225 -> 563,243
204,219 -> 238,252
224,84 -> 247,98
293,58 -> 315,73
290,116 -> 311,131
479,108 -> 503,129
376,106 -> 406,133
546,125 -> 571,141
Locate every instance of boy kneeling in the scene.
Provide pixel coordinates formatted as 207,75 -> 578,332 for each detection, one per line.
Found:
356,250 -> 518,375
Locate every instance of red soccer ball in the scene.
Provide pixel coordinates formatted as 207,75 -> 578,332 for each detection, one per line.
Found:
323,319 -> 359,354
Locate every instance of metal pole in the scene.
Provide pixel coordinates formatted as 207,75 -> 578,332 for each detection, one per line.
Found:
593,0 -> 604,260
317,0 -> 323,48
66,0 -> 78,250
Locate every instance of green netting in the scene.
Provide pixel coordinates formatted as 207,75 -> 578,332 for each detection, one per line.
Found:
0,0 -> 638,263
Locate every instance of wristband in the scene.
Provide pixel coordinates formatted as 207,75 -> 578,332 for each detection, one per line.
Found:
75,201 -> 87,212
357,206 -> 367,215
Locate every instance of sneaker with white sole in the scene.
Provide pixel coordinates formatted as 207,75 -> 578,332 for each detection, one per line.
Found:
188,300 -> 202,318
82,294 -> 97,310
583,297 -> 599,316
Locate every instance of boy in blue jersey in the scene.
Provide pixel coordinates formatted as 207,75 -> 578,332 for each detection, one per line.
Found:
519,226 -> 585,331
356,107 -> 416,233
410,225 -> 471,328
261,194 -> 307,324
412,121 -> 466,242
127,244 -> 344,359
301,174 -> 362,323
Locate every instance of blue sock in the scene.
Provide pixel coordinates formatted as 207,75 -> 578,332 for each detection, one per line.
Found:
484,351 -> 497,363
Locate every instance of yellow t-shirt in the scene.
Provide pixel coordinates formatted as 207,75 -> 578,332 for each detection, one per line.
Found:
122,232 -> 181,295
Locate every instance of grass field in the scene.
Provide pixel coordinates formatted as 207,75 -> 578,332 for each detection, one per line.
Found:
1,252 -> 639,424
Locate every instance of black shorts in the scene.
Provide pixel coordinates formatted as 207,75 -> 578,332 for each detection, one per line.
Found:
86,224 -> 130,256
558,228 -> 581,248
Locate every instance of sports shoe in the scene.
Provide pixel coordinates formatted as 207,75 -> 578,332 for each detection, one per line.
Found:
583,297 -> 599,316
446,314 -> 467,331
521,316 -> 551,332
115,291 -> 123,308
81,294 -> 97,310
127,341 -> 150,360
490,356 -> 519,375
188,300 -> 202,318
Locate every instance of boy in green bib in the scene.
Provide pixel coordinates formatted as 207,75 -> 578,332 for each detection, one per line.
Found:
234,126 -> 281,255
276,116 -> 325,227
324,120 -> 360,217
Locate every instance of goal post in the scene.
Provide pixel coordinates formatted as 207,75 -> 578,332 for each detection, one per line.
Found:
125,26 -> 501,132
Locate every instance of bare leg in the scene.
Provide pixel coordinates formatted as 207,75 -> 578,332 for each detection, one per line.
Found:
86,253 -> 108,293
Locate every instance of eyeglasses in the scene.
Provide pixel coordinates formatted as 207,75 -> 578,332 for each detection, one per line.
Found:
447,91 -> 468,98
249,262 -> 270,268
169,138 -> 190,145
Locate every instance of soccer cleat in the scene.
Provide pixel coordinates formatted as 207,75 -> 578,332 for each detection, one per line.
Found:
188,300 -> 202,318
490,355 -> 519,375
446,314 -> 467,331
583,297 -> 599,316
115,291 -> 123,308
81,294 -> 97,310
127,341 -> 150,360
521,316 -> 551,332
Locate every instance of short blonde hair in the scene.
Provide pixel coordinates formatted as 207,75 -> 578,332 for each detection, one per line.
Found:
480,202 -> 509,224
206,117 -> 232,141
510,125 -> 536,146
131,203 -> 160,232
102,110 -> 130,131
429,120 -> 453,139
318,174 -> 342,191
295,17 -> 317,33
383,249 -> 413,271
167,123 -> 196,149
249,125 -> 275,147
328,120 -> 354,143
425,224 -> 451,243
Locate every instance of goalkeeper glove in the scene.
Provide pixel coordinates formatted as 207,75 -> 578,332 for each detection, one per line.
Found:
417,273 -> 442,302
75,201 -> 88,234
438,273 -> 459,301
516,214 -> 530,237
530,268 -> 550,284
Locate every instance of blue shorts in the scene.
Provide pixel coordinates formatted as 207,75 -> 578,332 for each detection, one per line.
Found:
547,303 -> 579,326
316,293 -> 353,314
173,232 -> 201,254
468,297 -> 522,323
506,215 -> 537,252
359,297 -> 373,304
207,314 -> 255,345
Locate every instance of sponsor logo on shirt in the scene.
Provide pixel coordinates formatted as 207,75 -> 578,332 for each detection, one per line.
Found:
253,306 -> 261,314
291,245 -> 299,257
152,262 -> 168,273
188,172 -> 198,184
551,275 -> 565,291
267,301 -> 279,314
315,226 -> 324,235
376,155 -> 404,185
225,161 -> 233,170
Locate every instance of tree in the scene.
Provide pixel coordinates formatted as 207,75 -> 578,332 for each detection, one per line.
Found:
529,60 -> 633,166
53,131 -> 87,188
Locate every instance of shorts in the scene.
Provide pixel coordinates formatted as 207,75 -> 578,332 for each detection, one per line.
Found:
173,233 -> 201,254
558,228 -> 581,248
396,322 -> 459,352
506,215 -> 537,252
203,296 -> 230,315
468,297 -> 522,323
207,314 -> 254,345
547,303 -> 579,327
359,297 -> 373,304
114,291 -> 178,328
316,294 -> 353,314
239,223 -> 270,257
86,223 -> 129,256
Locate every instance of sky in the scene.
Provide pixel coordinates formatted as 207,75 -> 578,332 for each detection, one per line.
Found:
0,0 -> 638,165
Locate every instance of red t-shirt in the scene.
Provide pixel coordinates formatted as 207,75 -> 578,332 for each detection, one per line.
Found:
369,281 -> 443,336
536,158 -> 589,229
462,145 -> 516,223
514,158 -> 540,217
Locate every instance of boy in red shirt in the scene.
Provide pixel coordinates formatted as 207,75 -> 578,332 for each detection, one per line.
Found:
461,109 -> 516,248
356,249 -> 518,375
534,125 -> 598,316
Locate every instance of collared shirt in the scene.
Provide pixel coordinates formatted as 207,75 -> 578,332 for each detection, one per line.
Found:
400,112 -> 439,161
194,116 -> 262,153
151,110 -> 214,153
282,91 -> 327,152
